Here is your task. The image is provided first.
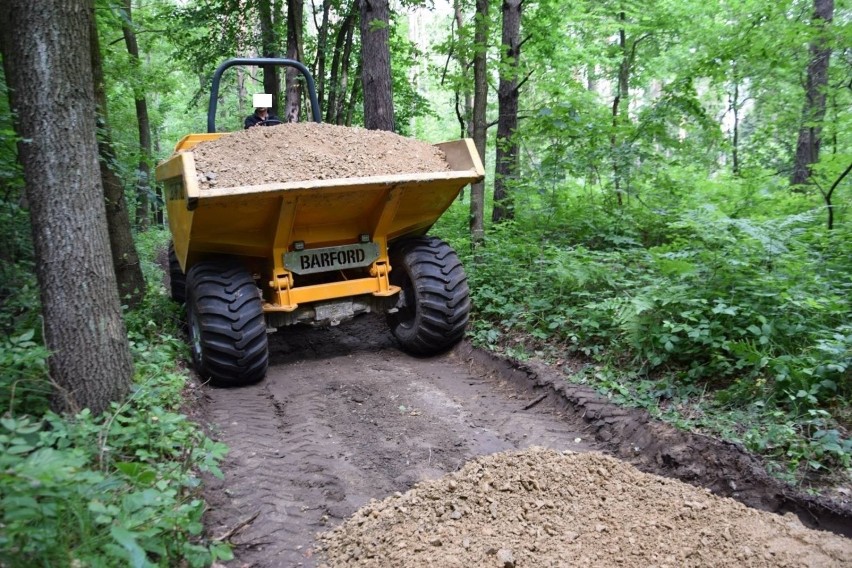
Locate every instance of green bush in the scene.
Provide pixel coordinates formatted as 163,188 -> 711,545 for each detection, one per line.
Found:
0,229 -> 232,567
439,183 -> 851,479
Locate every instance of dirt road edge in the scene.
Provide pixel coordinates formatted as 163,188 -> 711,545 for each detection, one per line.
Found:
455,341 -> 852,538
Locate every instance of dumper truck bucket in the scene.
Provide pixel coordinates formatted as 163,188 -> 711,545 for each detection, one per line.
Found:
157,136 -> 483,311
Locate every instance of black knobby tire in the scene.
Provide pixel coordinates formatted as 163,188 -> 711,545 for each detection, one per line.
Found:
185,260 -> 268,386
387,237 -> 471,355
168,241 -> 186,304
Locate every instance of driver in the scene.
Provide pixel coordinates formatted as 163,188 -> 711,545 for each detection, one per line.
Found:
244,93 -> 281,129
244,106 -> 281,129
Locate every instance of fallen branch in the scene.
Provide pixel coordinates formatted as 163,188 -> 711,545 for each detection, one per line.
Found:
523,393 -> 548,410
214,510 -> 261,542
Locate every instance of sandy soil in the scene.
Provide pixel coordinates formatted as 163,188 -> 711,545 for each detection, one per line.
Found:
195,316 -> 852,568
319,448 -> 851,567
192,122 -> 450,189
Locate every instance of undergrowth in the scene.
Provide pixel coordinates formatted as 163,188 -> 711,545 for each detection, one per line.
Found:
435,173 -> 852,487
0,229 -> 232,567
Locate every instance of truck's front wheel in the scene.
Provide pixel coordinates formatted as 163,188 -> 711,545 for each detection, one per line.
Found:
186,260 -> 268,386
387,237 -> 470,355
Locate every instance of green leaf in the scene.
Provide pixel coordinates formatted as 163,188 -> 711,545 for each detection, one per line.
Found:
110,526 -> 150,568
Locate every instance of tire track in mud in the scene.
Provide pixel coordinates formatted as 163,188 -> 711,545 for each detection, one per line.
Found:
201,315 -> 596,567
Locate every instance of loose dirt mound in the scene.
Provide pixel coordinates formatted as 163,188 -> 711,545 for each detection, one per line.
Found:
318,448 -> 851,567
192,122 -> 450,189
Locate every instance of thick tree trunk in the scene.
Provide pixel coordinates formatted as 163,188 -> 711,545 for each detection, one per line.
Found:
121,0 -> 152,230
258,0 -> 281,117
285,0 -> 304,122
91,15 -> 145,308
360,0 -> 395,131
791,0 -> 834,185
492,0 -> 521,223
0,0 -> 133,414
470,0 -> 488,241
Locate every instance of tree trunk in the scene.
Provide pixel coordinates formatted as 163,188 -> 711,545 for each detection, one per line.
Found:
258,0 -> 281,115
313,0 -> 332,109
791,0 -> 834,185
285,0 -> 304,122
609,13 -> 633,207
470,0 -> 488,241
326,3 -> 357,124
91,14 -> 145,309
120,0 -> 152,230
452,0 -> 473,139
492,0 -> 521,223
360,0 -> 395,131
730,72 -> 740,176
258,0 -> 281,116
0,0 -> 133,415
337,9 -> 358,124
346,63 -> 363,126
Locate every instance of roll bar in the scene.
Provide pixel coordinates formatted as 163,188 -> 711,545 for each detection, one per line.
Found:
208,57 -> 322,133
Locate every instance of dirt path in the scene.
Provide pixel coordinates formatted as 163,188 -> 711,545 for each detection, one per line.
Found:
202,315 -> 597,567
199,315 -> 852,567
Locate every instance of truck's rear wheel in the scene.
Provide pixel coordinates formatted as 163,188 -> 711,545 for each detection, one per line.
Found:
186,260 -> 268,386
387,237 -> 470,355
168,241 -> 186,303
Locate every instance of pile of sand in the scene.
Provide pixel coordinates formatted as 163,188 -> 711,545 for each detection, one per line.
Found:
192,122 -> 450,189
318,448 -> 851,567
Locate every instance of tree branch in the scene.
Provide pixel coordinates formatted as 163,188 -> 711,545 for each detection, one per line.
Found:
515,70 -> 533,92
109,30 -> 167,46
827,160 -> 852,202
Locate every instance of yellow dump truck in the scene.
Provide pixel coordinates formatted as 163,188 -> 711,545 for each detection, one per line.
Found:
156,58 -> 484,386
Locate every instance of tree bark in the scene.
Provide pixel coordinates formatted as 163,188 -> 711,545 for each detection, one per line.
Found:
120,0 -> 153,230
492,0 -> 521,223
360,0 -> 394,131
285,0 -> 304,122
470,0 -> 488,241
791,0 -> 834,185
0,0 -> 133,414
91,14 -> 145,308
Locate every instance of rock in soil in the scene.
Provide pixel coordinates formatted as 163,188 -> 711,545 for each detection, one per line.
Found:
317,447 -> 851,567
192,122 -> 450,189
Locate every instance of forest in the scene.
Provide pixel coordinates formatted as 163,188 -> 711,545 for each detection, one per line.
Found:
0,0 -> 850,564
